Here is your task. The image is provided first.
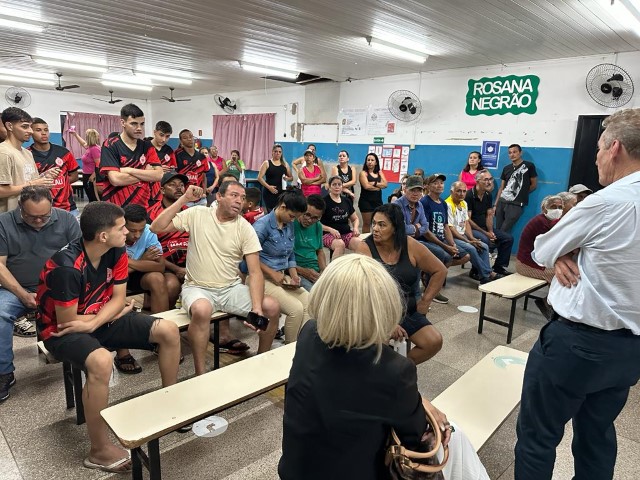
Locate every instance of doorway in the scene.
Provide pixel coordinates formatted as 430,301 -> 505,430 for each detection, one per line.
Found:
569,115 -> 608,192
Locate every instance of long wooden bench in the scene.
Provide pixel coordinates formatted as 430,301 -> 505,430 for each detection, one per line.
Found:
36,309 -> 234,425
101,342 -> 296,480
477,273 -> 547,343
432,345 -> 528,451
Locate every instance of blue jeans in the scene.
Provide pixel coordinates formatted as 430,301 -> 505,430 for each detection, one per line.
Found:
418,241 -> 452,266
472,229 -> 513,270
453,238 -> 492,278
299,276 -> 315,292
0,288 -> 31,374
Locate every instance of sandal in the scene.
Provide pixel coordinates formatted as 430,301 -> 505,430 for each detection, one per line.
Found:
217,339 -> 250,355
114,354 -> 142,374
83,455 -> 132,473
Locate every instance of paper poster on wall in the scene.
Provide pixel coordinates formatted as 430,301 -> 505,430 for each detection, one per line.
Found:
370,144 -> 409,183
338,108 -> 367,136
367,107 -> 396,135
481,140 -> 500,169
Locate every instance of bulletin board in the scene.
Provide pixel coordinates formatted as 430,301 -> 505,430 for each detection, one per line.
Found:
368,144 -> 410,183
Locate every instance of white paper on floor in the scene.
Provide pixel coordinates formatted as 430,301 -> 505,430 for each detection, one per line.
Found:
193,416 -> 229,437
458,306 -> 478,313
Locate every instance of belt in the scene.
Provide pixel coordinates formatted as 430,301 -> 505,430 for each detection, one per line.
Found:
551,312 -> 636,337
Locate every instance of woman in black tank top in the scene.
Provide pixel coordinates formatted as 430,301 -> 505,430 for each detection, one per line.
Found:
358,152 -> 388,233
258,144 -> 293,211
356,204 -> 447,365
329,150 -> 356,200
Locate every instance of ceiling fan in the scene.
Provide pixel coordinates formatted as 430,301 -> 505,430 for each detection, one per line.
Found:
162,87 -> 191,102
55,73 -> 79,91
94,90 -> 122,104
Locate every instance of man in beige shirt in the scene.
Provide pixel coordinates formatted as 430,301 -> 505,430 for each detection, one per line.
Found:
0,108 -> 57,213
150,181 -> 280,376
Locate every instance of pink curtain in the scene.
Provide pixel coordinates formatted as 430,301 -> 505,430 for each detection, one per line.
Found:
62,112 -> 121,159
212,113 -> 275,171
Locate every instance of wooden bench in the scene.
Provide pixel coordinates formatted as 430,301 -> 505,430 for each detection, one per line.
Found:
477,273 -> 548,343
432,345 -> 528,451
101,342 -> 296,480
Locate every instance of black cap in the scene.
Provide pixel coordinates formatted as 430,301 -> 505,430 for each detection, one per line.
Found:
161,170 -> 189,186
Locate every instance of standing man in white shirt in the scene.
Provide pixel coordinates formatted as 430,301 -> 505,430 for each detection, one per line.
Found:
514,108 -> 640,480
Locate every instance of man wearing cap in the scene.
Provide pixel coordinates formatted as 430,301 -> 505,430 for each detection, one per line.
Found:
494,144 -> 538,233
568,183 -> 593,203
395,175 -> 451,304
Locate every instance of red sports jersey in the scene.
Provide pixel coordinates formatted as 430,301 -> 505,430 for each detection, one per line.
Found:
175,147 -> 210,188
149,144 -> 177,205
36,239 -> 128,341
243,207 -> 265,225
147,200 -> 189,267
100,136 -> 161,207
29,143 -> 79,211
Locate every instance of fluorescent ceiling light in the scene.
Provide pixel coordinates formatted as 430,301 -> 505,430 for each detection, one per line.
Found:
136,72 -> 192,85
136,65 -> 193,78
366,37 -> 428,63
0,74 -> 54,86
240,61 -> 298,79
102,73 -> 152,85
101,81 -> 152,92
0,68 -> 53,80
35,50 -> 107,66
32,58 -> 108,73
0,15 -> 46,33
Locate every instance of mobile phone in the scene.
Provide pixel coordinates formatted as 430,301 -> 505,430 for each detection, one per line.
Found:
246,311 -> 269,331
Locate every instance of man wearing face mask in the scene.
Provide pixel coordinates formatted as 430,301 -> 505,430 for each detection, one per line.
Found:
0,186 -> 80,402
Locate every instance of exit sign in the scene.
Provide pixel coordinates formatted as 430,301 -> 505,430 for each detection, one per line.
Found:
373,136 -> 384,144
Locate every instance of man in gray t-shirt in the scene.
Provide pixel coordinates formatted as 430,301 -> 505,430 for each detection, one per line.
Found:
0,186 -> 80,402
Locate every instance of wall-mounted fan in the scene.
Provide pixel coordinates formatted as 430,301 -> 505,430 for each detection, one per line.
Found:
5,87 -> 31,108
214,94 -> 237,114
94,90 -> 122,104
388,90 -> 422,121
162,87 -> 191,103
55,73 -> 79,91
585,64 -> 634,108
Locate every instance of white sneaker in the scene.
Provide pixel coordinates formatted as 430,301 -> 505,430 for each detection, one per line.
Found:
13,317 -> 36,337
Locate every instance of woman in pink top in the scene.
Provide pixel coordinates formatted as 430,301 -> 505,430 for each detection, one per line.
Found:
459,151 -> 485,191
298,148 -> 325,197
71,128 -> 100,202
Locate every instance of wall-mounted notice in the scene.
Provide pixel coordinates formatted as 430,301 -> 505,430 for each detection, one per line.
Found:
368,144 -> 409,183
338,108 -> 367,136
367,107 -> 396,135
481,140 -> 500,169
466,74 -> 540,116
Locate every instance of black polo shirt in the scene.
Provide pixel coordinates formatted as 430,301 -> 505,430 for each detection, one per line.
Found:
465,187 -> 493,230
0,207 -> 81,291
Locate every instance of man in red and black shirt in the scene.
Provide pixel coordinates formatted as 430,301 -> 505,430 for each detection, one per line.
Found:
149,120 -> 177,205
29,118 -> 79,216
36,201 -> 180,473
175,129 -> 209,206
100,104 -> 162,207
148,171 -> 190,307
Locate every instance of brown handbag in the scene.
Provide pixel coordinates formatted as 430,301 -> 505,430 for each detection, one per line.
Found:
385,400 -> 450,479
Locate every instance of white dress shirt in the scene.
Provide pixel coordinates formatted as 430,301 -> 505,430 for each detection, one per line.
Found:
532,170 -> 640,334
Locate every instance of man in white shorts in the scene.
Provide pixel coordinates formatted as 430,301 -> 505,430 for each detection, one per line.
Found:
150,181 -> 280,375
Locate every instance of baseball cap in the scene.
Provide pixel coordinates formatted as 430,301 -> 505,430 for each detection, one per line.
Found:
568,184 -> 593,195
161,170 -> 189,186
425,173 -> 447,184
303,149 -> 315,156
405,175 -> 424,190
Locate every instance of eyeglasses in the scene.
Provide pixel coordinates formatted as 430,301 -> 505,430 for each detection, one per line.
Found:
302,212 -> 321,222
482,178 -> 494,182
20,207 -> 52,222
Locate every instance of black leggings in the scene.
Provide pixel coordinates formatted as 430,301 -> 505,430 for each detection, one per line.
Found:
82,174 -> 98,202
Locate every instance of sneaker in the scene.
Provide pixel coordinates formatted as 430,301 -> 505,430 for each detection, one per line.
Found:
493,267 -> 513,276
468,270 -> 482,281
177,423 -> 193,433
433,293 -> 449,304
13,316 -> 36,337
0,372 -> 16,402
274,327 -> 285,340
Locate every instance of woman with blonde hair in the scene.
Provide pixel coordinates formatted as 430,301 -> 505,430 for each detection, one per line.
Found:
70,127 -> 100,202
279,254 -> 489,480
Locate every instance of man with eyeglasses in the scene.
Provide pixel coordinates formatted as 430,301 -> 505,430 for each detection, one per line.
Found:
293,195 -> 327,292
465,170 -> 513,276
0,186 -> 80,402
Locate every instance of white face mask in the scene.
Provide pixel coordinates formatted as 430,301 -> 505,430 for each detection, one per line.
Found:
544,208 -> 562,221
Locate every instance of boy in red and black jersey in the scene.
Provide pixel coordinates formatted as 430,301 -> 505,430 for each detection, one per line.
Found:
35,202 -> 180,473
29,118 -> 79,215
149,121 -> 177,205
175,129 -> 209,205
147,171 -> 190,307
99,104 -> 162,208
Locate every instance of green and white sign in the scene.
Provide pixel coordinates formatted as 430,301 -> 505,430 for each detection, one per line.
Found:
466,74 -> 540,116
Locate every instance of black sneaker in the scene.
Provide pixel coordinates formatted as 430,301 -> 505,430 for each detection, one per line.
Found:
0,372 -> 16,402
432,293 -> 449,304
274,327 -> 285,340
493,267 -> 513,276
468,271 -> 482,281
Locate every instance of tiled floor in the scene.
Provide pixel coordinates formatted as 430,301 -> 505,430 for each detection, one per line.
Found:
2,199 -> 638,479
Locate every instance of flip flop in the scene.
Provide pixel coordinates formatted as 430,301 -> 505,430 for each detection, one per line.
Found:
217,339 -> 250,355
114,354 -> 143,374
83,454 -> 132,473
